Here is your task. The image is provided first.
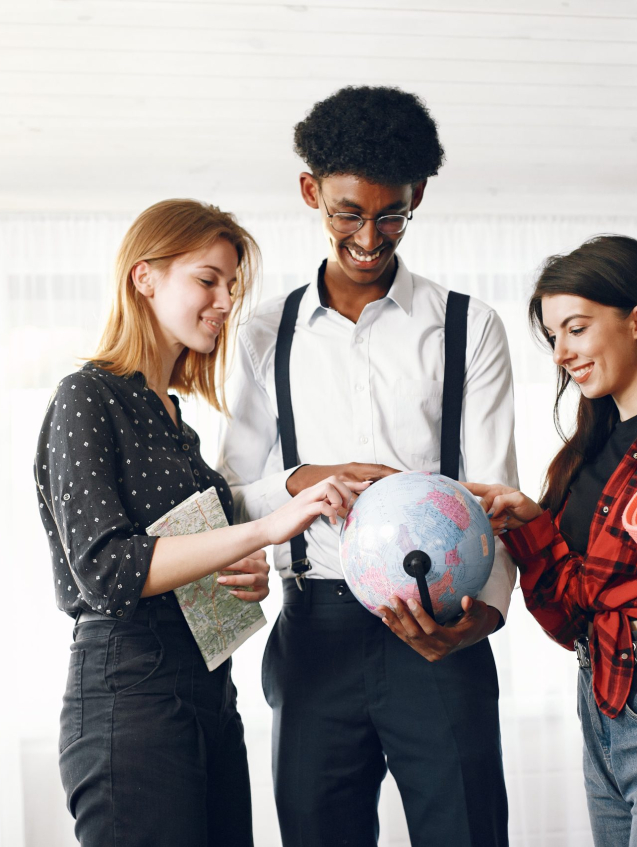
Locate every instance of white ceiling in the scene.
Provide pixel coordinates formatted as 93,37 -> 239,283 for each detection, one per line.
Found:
1,0 -> 636,215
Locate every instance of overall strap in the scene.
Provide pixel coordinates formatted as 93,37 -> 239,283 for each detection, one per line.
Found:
274,285 -> 311,581
440,291 -> 470,481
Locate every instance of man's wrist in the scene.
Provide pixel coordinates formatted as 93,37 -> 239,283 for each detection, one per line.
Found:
285,464 -> 309,496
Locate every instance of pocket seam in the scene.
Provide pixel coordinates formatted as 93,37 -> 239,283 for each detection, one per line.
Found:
59,649 -> 84,753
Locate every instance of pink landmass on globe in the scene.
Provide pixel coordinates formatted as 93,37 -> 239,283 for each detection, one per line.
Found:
445,547 -> 461,566
426,491 -> 470,530
428,569 -> 455,606
358,567 -> 396,605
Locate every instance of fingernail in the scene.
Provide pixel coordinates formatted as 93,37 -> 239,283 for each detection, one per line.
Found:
407,599 -> 417,611
487,510 -> 494,518
217,576 -> 227,583
382,617 -> 388,625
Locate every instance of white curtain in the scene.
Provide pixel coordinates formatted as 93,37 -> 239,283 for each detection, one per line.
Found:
2,213 -> 637,847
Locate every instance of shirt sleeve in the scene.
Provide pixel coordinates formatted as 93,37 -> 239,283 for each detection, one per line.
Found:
460,306 -> 519,620
217,333 -> 297,523
35,374 -> 158,619
503,510 -> 587,649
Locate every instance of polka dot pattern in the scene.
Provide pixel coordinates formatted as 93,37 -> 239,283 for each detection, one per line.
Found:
35,364 -> 233,620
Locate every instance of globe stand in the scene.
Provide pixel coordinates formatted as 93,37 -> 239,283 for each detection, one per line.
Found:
403,551 -> 436,622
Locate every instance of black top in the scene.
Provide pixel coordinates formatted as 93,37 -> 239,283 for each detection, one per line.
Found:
35,364 -> 233,620
560,414 -> 637,555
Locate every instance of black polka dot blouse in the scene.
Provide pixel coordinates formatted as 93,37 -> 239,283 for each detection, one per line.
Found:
35,364 -> 234,620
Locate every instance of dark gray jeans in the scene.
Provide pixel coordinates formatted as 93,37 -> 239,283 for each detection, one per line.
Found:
59,596 -> 253,847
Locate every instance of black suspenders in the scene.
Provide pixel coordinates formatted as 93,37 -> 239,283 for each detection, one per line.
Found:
274,284 -> 469,583
274,284 -> 311,582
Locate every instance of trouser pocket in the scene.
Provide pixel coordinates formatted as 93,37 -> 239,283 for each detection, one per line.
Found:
59,648 -> 84,753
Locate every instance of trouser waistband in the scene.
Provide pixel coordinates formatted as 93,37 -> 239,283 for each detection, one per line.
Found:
76,594 -> 184,624
282,578 -> 358,605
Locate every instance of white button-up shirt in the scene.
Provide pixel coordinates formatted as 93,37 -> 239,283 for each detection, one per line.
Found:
218,256 -> 518,618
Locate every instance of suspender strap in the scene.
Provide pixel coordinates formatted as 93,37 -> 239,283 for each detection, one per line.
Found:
274,285 -> 311,578
440,291 -> 470,481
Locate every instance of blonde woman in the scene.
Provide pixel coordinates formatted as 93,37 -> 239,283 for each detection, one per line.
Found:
35,200 -> 361,847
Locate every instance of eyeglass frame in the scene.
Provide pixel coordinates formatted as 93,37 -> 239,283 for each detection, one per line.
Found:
319,192 -> 413,235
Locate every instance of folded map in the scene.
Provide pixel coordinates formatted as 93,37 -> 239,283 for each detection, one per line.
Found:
146,486 -> 266,671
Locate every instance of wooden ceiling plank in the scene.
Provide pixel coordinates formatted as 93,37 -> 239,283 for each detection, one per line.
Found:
3,95 -> 637,128
3,5 -> 637,41
2,25 -> 637,65
15,0 -> 637,19
1,48 -> 635,89
4,72 -> 637,110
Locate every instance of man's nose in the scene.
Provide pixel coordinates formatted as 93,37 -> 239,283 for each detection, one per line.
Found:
354,219 -> 383,252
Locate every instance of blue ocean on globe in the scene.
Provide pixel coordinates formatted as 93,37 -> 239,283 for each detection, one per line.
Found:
339,471 -> 495,623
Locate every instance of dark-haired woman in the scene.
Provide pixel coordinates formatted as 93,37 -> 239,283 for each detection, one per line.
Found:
466,234 -> 637,846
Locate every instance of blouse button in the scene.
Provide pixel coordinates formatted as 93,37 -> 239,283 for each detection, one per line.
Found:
63,493 -> 70,501
602,506 -> 609,514
182,443 -> 190,451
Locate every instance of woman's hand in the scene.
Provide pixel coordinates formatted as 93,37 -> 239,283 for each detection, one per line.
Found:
216,550 -> 270,602
264,475 -> 370,546
462,482 -> 543,534
286,462 -> 398,497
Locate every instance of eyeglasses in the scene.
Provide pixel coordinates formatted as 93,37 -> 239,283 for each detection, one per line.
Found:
320,193 -> 413,235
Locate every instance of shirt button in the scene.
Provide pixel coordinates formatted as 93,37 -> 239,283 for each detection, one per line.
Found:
355,336 -> 364,344
360,436 -> 369,444
63,493 -> 70,501
355,384 -> 365,392
116,610 -> 123,617
336,583 -> 347,596
633,453 -> 637,460
621,652 -> 629,660
602,506 -> 609,514
182,443 -> 190,451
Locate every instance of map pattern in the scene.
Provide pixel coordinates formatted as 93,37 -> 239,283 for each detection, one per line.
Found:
147,487 -> 266,670
340,471 -> 494,623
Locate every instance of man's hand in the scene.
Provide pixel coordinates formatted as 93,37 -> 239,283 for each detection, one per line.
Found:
377,595 -> 501,661
216,550 -> 270,602
286,463 -> 399,513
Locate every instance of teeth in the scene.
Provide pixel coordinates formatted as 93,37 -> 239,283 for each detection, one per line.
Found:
572,364 -> 593,377
347,246 -> 382,263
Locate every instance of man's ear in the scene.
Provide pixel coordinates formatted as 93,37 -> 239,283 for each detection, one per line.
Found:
299,172 -> 320,210
630,304 -> 637,340
131,261 -> 154,298
410,179 -> 427,212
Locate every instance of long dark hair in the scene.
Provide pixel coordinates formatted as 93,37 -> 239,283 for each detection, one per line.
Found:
528,235 -> 637,515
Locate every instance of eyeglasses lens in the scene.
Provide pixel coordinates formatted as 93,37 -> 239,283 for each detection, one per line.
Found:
377,216 -> 407,234
331,214 -> 408,234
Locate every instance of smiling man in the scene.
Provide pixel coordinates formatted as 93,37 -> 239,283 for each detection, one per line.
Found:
218,86 -> 517,847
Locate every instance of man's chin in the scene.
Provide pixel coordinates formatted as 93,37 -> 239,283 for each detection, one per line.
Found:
337,246 -> 396,283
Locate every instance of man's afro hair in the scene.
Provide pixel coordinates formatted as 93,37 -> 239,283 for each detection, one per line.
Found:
293,86 -> 445,185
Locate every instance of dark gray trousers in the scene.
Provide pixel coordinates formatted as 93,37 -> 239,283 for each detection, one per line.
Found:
263,579 -> 508,847
59,597 -> 253,847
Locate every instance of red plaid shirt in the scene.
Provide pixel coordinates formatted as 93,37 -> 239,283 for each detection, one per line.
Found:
503,440 -> 637,718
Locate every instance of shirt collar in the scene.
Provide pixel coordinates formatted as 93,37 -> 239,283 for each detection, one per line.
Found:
297,254 -> 414,325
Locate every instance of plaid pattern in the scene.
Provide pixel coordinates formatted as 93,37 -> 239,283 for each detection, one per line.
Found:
503,443 -> 637,718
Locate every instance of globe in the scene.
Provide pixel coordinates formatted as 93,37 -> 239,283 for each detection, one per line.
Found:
339,471 -> 495,623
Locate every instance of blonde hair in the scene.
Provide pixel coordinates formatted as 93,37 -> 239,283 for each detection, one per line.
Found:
92,199 -> 259,412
